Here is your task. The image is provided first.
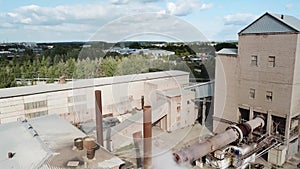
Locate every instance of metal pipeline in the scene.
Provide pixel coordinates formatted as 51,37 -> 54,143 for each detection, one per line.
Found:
143,106 -> 152,169
95,90 -> 104,146
173,116 -> 265,164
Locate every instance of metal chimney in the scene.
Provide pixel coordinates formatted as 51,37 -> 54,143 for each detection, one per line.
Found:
281,14 -> 284,19
143,106 -> 152,169
95,90 -> 104,146
8,152 -> 14,158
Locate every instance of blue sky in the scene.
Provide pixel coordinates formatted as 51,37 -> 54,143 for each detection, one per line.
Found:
0,0 -> 299,42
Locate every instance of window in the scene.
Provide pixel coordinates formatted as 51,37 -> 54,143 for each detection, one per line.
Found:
25,110 -> 48,119
68,103 -> 87,113
24,100 -> 47,110
266,91 -> 273,101
249,88 -> 255,99
251,55 -> 258,66
67,95 -> 86,103
268,56 -> 275,67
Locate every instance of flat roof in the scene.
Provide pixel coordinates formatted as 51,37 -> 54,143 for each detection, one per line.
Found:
0,70 -> 189,99
0,119 -> 50,169
0,115 -> 124,169
158,87 -> 194,98
216,48 -> 238,55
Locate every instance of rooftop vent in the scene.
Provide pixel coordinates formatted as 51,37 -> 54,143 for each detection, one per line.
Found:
26,124 -> 33,129
59,76 -> 66,84
87,148 -> 96,159
281,14 -> 284,19
74,137 -> 83,150
17,117 -> 27,123
8,152 -> 15,158
29,129 -> 38,137
83,137 -> 96,150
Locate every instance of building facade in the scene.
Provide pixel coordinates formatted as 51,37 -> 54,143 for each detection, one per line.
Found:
0,71 -> 190,124
0,70 -> 199,137
214,12 -> 300,164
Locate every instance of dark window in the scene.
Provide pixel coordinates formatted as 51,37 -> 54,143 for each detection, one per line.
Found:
268,56 -> 275,67
266,91 -> 273,101
251,55 -> 258,66
249,88 -> 255,99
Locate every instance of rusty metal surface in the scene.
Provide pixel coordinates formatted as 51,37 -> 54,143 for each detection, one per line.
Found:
173,128 -> 238,164
143,106 -> 152,169
246,116 -> 265,132
95,90 -> 104,146
173,116 -> 265,164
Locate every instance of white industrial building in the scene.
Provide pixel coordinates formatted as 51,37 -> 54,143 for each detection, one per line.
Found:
0,71 -> 197,134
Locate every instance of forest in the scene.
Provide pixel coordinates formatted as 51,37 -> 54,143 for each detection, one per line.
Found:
0,41 -> 236,88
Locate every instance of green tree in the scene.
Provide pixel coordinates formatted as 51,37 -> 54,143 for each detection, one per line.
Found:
100,57 -> 119,77
214,42 -> 237,52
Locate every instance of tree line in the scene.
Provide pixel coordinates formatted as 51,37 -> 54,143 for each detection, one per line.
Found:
0,41 -> 231,88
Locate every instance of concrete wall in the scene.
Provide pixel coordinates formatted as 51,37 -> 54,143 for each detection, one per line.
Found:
214,33 -> 300,162
214,54 -> 239,132
181,90 -> 197,128
238,34 -> 298,116
0,71 -> 189,124
214,33 -> 300,131
291,34 -> 300,117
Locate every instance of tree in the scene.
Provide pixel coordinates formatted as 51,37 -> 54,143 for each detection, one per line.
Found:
115,56 -> 149,75
214,42 -> 237,52
66,58 -> 75,78
203,57 -> 215,80
100,57 -> 119,77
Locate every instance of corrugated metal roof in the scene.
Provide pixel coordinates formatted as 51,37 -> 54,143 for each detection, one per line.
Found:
216,48 -> 238,55
270,13 -> 300,31
239,12 -> 300,35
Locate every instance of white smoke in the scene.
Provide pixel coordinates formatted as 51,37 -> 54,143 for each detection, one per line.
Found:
152,151 -> 189,169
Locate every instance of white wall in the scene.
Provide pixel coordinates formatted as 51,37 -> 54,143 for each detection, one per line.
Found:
0,71 -> 189,124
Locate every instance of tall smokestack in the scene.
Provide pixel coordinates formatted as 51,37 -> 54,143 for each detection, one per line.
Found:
95,90 -> 104,146
143,106 -> 152,169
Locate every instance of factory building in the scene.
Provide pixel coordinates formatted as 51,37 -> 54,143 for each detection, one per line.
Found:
214,12 -> 300,166
0,70 -> 197,133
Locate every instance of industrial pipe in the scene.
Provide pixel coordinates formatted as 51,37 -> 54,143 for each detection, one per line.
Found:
95,90 -> 104,146
173,116 -> 265,164
143,106 -> 152,169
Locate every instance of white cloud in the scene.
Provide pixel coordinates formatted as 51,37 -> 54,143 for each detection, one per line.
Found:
5,4 -> 110,26
0,22 -> 14,28
0,0 -> 208,41
200,3 -> 213,10
110,0 -> 129,5
166,0 -> 213,16
110,0 -> 162,5
224,13 -> 257,26
90,13 -> 207,42
285,3 -> 293,10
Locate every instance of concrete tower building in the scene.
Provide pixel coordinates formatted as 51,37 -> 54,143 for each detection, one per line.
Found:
214,12 -> 300,164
